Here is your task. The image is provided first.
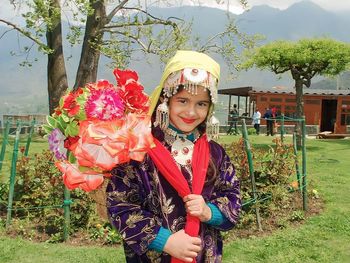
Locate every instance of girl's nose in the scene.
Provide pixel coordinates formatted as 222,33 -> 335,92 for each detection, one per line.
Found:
186,105 -> 196,116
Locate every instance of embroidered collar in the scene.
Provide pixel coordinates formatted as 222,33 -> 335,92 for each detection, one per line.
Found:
165,124 -> 200,142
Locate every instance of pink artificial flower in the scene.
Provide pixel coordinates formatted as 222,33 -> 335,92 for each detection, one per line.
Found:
123,113 -> 155,161
85,87 -> 125,121
55,161 -> 109,192
113,68 -> 138,86
72,120 -> 130,171
72,117 -> 153,171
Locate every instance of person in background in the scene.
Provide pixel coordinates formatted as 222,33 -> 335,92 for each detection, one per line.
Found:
106,50 -> 241,262
227,104 -> 239,135
252,108 -> 261,135
263,107 -> 274,136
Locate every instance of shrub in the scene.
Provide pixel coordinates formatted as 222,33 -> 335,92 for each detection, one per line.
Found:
224,137 -> 297,229
247,127 -> 257,135
289,210 -> 305,222
89,222 -> 122,245
0,182 -> 8,215
9,150 -> 95,237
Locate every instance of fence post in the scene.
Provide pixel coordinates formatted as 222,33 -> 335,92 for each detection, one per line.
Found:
0,120 -> 11,174
301,116 -> 308,211
24,119 -> 35,157
241,119 -> 263,231
293,131 -> 302,191
6,120 -> 21,228
280,114 -> 285,143
63,186 -> 71,241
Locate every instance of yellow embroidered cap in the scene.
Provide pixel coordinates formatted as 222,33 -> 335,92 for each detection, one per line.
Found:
148,50 -> 220,116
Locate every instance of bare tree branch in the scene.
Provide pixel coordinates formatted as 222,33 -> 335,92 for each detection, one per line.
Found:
0,27 -> 14,39
0,19 -> 47,48
104,29 -> 157,54
106,0 -> 129,23
103,18 -> 179,30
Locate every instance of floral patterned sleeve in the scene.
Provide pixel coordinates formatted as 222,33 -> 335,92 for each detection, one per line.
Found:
106,162 -> 161,256
207,141 -> 241,231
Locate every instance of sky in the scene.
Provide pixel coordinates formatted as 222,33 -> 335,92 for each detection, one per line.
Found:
1,0 -> 350,22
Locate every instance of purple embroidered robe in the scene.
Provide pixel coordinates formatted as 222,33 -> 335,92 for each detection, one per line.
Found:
106,131 -> 241,263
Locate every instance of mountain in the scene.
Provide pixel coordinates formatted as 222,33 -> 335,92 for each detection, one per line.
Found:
238,1 -> 350,42
1,0 -> 350,115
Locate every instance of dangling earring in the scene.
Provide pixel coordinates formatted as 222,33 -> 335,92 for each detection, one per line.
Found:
206,112 -> 220,140
154,98 -> 169,130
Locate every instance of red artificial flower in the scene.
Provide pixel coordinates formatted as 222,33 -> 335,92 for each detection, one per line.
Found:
64,136 -> 80,151
62,92 -> 80,117
86,80 -> 114,90
54,109 -> 62,116
113,68 -> 138,86
120,81 -> 150,113
76,87 -> 84,94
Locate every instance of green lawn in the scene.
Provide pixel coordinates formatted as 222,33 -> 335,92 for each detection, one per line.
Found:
1,135 -> 349,262
223,136 -> 350,262
0,134 -> 48,183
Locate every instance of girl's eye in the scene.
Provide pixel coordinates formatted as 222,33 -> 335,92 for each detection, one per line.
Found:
177,99 -> 187,104
198,102 -> 209,107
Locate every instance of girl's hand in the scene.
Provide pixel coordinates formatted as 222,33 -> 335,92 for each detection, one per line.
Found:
163,230 -> 202,262
183,194 -> 212,222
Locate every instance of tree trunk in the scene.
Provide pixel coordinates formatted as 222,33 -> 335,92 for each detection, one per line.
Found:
294,78 -> 304,149
74,0 -> 106,90
46,0 -> 68,114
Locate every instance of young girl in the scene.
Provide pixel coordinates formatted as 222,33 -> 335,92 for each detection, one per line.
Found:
106,50 -> 241,263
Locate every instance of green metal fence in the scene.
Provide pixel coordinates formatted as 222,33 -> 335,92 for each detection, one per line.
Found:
0,119 -> 72,241
1,115 -> 307,240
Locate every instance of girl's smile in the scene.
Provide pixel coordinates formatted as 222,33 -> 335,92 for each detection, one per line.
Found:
181,117 -> 196,124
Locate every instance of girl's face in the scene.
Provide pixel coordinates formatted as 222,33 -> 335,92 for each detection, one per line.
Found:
168,86 -> 211,134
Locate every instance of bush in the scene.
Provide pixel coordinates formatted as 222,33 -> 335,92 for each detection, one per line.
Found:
247,127 -> 257,135
224,137 -> 297,229
7,150 -> 95,237
89,222 -> 122,245
0,182 -> 8,215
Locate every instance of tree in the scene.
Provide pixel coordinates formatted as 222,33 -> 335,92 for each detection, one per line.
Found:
243,38 -> 350,144
1,0 -> 252,114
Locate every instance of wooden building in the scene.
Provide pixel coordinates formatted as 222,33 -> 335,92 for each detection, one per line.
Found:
218,86 -> 350,134
1,114 -> 47,134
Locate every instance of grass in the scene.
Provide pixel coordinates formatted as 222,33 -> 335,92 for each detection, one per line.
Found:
223,136 -> 350,263
1,134 -> 350,262
0,134 -> 48,183
0,235 -> 124,263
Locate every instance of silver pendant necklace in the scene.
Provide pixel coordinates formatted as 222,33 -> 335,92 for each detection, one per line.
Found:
171,137 -> 194,166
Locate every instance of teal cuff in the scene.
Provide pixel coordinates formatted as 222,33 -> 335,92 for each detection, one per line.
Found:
148,227 -> 172,252
206,203 -> 226,226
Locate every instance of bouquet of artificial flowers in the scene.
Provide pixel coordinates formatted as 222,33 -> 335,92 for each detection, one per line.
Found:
44,69 -> 154,192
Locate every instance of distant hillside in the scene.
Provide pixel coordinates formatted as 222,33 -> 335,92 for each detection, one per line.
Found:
310,71 -> 350,90
1,0 -> 350,115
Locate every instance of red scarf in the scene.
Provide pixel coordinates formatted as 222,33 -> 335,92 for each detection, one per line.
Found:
148,135 -> 210,263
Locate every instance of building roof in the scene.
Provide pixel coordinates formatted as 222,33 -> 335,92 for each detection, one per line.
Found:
218,86 -> 350,96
